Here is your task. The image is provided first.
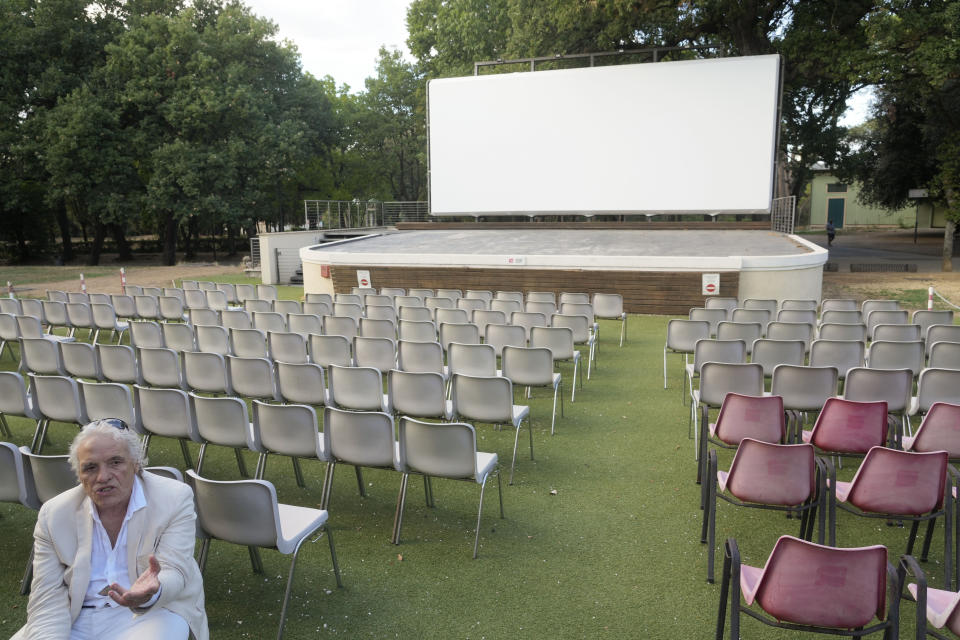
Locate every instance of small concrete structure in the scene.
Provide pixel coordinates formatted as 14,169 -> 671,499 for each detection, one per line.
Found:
300,228 -> 826,315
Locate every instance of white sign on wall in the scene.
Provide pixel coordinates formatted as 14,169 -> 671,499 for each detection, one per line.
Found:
356,270 -> 372,288
702,273 -> 720,296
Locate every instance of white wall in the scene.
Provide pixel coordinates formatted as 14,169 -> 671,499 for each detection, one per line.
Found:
257,230 -> 324,284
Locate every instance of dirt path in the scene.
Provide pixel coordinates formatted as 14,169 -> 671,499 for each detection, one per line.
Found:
26,264 -> 246,296
823,272 -> 960,309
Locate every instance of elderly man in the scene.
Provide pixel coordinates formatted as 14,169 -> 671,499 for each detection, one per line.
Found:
14,419 -> 208,640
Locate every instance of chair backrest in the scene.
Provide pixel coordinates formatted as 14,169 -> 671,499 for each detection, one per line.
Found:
275,361 -> 327,406
777,309 -> 817,325
730,308 -> 771,332
324,406 -> 397,467
41,300 -> 68,327
46,290 -> 68,303
353,336 -> 397,372
398,305 -> 432,322
808,339 -> 864,380
184,289 -> 209,310
465,290 -> 494,303
913,310 -> 954,337
490,299 -> 522,315
525,301 -> 557,317
191,393 -> 259,450
742,298 -> 777,314
494,291 -> 524,304
181,280 -> 199,290
388,370 -> 448,419
155,296 -> 184,322
17,314 -> 46,339
268,331 -> 308,364
58,341 -> 100,381
871,323 -> 921,342
79,380 -> 136,426
472,309 -> 507,337
524,291 -> 554,304
752,536 -> 888,629
304,292 -> 332,305
20,337 -> 65,375
451,373 -> 515,424
90,303 -> 121,330
216,282 -> 237,304
398,417 -> 479,480
0,442 -> 38,508
253,400 -> 325,460
323,315 -> 358,342
714,322 -> 760,354
193,324 -> 229,355
751,339 -> 806,377
696,362 -> 764,407
365,305 -> 397,323
689,307 -> 728,336
780,299 -> 818,311
691,339 -> 746,374
256,284 -> 278,301
821,298 -> 858,313
129,320 -> 164,349
436,308 -> 470,325
501,346 -> 556,388
704,297 -> 738,318
309,334 -> 352,368
408,288 -> 435,299
843,367 -> 912,413
359,317 -> 397,340
867,340 -> 925,378
712,393 -> 785,445
227,356 -> 278,400
0,371 -> 37,419
244,298 -> 272,313
161,322 -> 196,353
865,309 -> 909,339
303,301 -> 332,317
817,322 -> 867,342
436,288 -> 462,301
447,342 -> 497,377
273,299 -> 302,316
379,287 -> 405,297
188,308 -> 220,326
65,302 -> 93,328
592,293 -> 624,318
396,340 -> 444,375
510,312 -> 548,341
364,295 -> 393,308
765,321 -> 813,349
439,322 -> 481,351
908,402 -> 960,456
133,385 -> 199,440
915,368 -> 960,414
137,347 -> 184,388
20,297 -> 47,323
398,319 -> 437,342
333,302 -> 363,321
530,326 -> 575,361
217,309 -> 251,332
929,341 -> 960,370
230,327 -> 268,358
724,439 -> 816,505
820,309 -> 863,325
559,302 -> 594,320
336,293 -> 362,305
845,447 -> 947,515
862,299 -> 900,317
287,313 -> 323,337
550,313 -> 592,344
253,311 -> 287,333
0,313 -> 20,342
187,470 -> 282,548
96,344 -> 139,384
182,350 -> 232,395
424,296 -> 454,310
925,324 -> 960,356
395,296 -> 424,310
457,298 -> 486,312
19,447 -> 77,504
770,365 -> 838,411
328,364 -> 385,411
809,397 -> 889,453
484,323 -> 527,357
558,292 -> 589,305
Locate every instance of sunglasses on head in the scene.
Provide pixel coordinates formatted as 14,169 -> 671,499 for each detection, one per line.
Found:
99,418 -> 129,431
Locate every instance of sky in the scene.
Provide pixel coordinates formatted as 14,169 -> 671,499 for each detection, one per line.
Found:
241,0 -> 413,93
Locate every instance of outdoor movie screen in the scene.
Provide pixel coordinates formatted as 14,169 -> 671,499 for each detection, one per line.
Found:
427,54 -> 781,216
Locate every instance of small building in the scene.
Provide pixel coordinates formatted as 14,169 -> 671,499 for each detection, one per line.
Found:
808,165 -> 945,229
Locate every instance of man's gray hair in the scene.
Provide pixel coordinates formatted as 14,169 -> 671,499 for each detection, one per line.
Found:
68,419 -> 148,476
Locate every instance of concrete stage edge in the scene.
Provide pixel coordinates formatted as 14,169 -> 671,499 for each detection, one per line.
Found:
299,229 -> 827,315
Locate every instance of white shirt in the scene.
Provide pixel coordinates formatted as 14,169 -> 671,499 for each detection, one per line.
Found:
82,476 -> 159,608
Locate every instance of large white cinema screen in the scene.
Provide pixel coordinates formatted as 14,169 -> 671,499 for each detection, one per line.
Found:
427,54 -> 781,216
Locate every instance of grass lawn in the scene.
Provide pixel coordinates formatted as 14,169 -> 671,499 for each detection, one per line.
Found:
0,295 -> 939,637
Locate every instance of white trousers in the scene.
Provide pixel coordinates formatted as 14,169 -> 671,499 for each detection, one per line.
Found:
69,604 -> 189,640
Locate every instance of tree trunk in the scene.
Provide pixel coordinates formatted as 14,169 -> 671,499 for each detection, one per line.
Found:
88,219 -> 106,266
56,203 -> 74,262
943,219 -> 956,272
112,223 -> 132,261
162,212 -> 178,266
183,217 -> 195,259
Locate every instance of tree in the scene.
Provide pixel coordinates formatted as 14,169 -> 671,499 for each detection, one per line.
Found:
840,1 -> 959,271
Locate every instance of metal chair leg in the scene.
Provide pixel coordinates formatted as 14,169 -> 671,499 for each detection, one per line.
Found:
392,473 -> 409,544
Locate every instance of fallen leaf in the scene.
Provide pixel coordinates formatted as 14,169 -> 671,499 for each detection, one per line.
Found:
549,489 -> 558,495
397,554 -> 403,562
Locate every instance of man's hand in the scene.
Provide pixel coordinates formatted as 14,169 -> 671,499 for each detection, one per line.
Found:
108,554 -> 161,609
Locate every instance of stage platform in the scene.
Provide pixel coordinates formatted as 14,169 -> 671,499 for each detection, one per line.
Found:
300,228 -> 827,315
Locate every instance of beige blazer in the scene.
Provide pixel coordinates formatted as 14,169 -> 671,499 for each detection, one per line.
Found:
14,473 -> 209,640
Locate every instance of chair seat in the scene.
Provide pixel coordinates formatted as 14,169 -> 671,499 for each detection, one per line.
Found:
475,451 -> 498,482
276,503 -> 328,554
42,335 -> 75,344
908,583 -> 960,630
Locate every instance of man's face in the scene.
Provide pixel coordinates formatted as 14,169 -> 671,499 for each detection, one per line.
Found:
76,434 -> 136,514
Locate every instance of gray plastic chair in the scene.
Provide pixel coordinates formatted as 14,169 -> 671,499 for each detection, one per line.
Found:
530,326 -> 582,401
780,299 -> 818,311
333,302 -> 363,321
558,292 -> 589,305
705,297 -> 738,319
275,362 -> 328,407
353,336 -> 397,373
328,364 -> 390,412
925,325 -> 960,357
216,283 -> 238,304
440,322 -> 481,351
1,442 -> 39,510
182,350 -> 233,395
65,302 -> 95,339
79,380 -> 136,426
490,299 -> 522,315
861,299 -> 900,318
471,309 -> 507,339
323,315 -> 358,342
254,311 -> 287,334
457,298 -> 486,312
268,331 -> 309,364
0,371 -> 41,440
227,356 -> 279,401
335,293 -> 363,305
195,324 -> 231,355
730,308 -> 771,335
134,384 -> 202,468
388,370 -> 453,420
256,284 -> 278,302
912,310 -> 954,338
684,339 -> 747,414
321,407 -> 401,512
29,374 -> 87,452
743,298 -> 777,314
765,321 -> 814,352
190,393 -> 262,476
436,289 -> 462,301
379,288 -> 406,297
304,292 -> 332,305
0,298 -> 22,315
465,290 -> 494,304
809,339 -> 865,380
777,309 -> 817,325
161,322 -> 197,353
525,301 -> 557,317
526,291 -> 556,304
184,289 -> 208,310
551,313 -> 596,378
820,310 -> 863,326
715,321 -> 762,356
398,305 -> 433,322
821,298 -> 858,313
40,300 -> 71,336
251,400 -> 328,487
188,308 -> 220,326
510,312 -> 548,343
129,320 -> 164,349
365,305 -> 397,323
425,296 -> 455,312
871,323 -> 921,342
770,364 -> 839,441
365,295 -> 393,308
395,296 -> 425,311
273,300 -> 302,316
134,296 -> 161,321
158,296 -> 187,323
137,347 -> 185,389
436,308 -> 470,325
244,299 -> 272,314
484,323 -> 526,358
398,319 -> 437,342
16,315 -> 69,343
188,469 -> 341,640
690,308 -> 729,337
96,344 -> 141,384
502,345 -> 562,435
231,327 -> 269,359
20,299 -> 46,326
818,322 -> 868,342
394,416 -> 502,558
234,284 -> 256,303
843,367 -> 913,444
359,317 -> 397,340
90,303 -> 128,344
19,338 -> 66,376
865,309 -> 909,340
495,291 -> 524,304
287,313 -> 324,337
448,342 -> 498,378
45,290 -> 68,303
929,341 -> 960,370
866,340 -> 925,379
309,334 -> 353,369
593,293 -> 627,346
908,368 -> 960,420
751,339 -> 806,378
0,314 -> 20,360
451,373 -> 530,484
396,340 -> 447,380
220,308 -> 253,331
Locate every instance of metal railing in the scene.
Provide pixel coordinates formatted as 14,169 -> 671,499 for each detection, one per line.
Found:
249,237 -> 260,267
770,196 -> 796,234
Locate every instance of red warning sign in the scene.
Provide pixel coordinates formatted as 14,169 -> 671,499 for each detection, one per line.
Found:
705,283 -> 716,293
360,278 -> 369,287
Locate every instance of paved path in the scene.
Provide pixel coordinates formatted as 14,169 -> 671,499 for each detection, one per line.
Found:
804,228 -> 959,272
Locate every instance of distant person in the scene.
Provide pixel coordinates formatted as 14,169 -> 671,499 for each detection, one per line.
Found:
826,221 -> 836,247
13,419 -> 208,640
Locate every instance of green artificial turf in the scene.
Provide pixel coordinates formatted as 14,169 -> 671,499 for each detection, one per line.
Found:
0,312 -> 938,638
